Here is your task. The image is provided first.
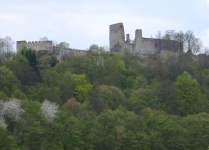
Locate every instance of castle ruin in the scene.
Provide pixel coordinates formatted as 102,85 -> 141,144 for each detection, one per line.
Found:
16,23 -> 182,57
110,23 -> 181,55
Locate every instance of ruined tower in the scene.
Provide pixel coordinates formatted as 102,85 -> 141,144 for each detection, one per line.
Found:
109,23 -> 132,53
109,23 -> 180,55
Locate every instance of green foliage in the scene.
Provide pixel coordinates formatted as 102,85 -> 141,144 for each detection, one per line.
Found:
72,74 -> 93,103
0,91 -> 7,99
175,71 -> 201,115
96,85 -> 126,110
12,89 -> 27,100
58,41 -> 70,48
133,75 -> 148,89
125,76 -> 135,89
54,61 -> 70,74
2,43 -> 209,150
0,66 -> 20,97
41,51 -> 46,55
6,53 -> 29,72
50,56 -> 57,67
20,46 -> 39,72
0,127 -> 20,150
43,70 -> 61,87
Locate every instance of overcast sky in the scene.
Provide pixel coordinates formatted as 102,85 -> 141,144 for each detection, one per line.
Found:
1,0 -> 209,51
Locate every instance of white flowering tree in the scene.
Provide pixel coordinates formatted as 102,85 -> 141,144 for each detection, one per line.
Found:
0,98 -> 25,128
41,99 -> 59,121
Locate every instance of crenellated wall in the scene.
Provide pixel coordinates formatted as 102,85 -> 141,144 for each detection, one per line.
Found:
17,41 -> 53,52
17,23 -> 182,60
53,46 -> 87,56
16,40 -> 88,57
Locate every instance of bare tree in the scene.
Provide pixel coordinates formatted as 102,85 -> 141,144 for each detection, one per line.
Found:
156,30 -> 163,39
40,36 -> 49,41
163,30 -> 179,52
192,38 -> 202,55
204,47 -> 209,55
156,31 -> 163,51
3,36 -> 14,58
185,30 -> 195,53
175,31 -> 185,52
52,40 -> 58,46
184,31 -> 203,55
0,38 -> 4,59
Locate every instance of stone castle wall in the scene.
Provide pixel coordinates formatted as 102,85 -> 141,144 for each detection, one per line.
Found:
110,23 -> 181,55
17,41 -> 53,52
53,46 -> 87,56
16,41 -> 87,56
17,23 -> 181,58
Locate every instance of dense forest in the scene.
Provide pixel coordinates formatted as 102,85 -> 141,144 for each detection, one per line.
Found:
1,44 -> 209,150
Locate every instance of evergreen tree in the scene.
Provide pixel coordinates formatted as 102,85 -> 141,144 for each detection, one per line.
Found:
25,50 -> 29,60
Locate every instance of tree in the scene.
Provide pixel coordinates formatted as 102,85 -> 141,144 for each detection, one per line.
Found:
96,85 -> 126,110
39,36 -> 48,41
185,30 -> 195,53
204,47 -> 209,55
72,74 -> 93,103
89,98 -> 107,114
0,126 -> 20,149
43,70 -> 61,87
0,38 -> 4,60
52,40 -> 58,46
174,71 -> 201,115
41,99 -> 59,120
156,31 -> 163,39
0,98 -> 25,121
98,86 -> 113,108
133,75 -> 147,89
163,30 -> 179,52
59,71 -> 73,104
20,47 -> 39,72
0,98 -> 25,133
165,53 -> 196,82
7,53 -> 40,86
0,66 -> 20,97
192,38 -> 202,55
175,31 -> 185,52
3,36 -> 14,58
184,30 -> 202,55
58,42 -> 70,48
50,56 -> 57,67
0,117 -> 7,128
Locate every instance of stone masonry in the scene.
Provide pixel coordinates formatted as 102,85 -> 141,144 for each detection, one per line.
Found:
109,23 -> 181,55
16,41 -> 87,56
17,41 -> 53,52
17,23 -> 181,57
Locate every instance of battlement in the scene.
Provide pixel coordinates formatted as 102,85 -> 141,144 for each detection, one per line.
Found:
17,40 -> 52,44
53,46 -> 87,56
16,40 -> 88,59
17,40 -> 53,52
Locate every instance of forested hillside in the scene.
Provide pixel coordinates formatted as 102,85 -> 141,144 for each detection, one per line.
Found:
1,44 -> 209,150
